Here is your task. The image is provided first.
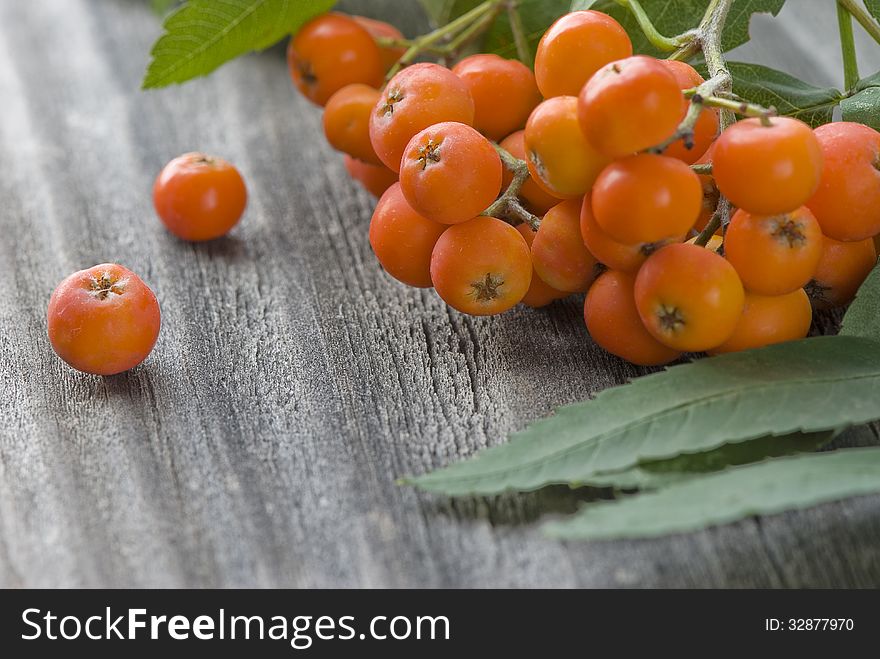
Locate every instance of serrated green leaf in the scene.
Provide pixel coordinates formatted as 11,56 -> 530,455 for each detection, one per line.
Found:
866,0 -> 880,22
544,447 -> 880,540
726,61 -> 842,127
841,71 -> 880,130
570,0 -> 785,57
841,262 -> 880,342
483,0 -> 570,62
407,336 -> 880,496
151,0 -> 180,16
583,430 -> 833,490
418,0 -> 461,26
143,0 -> 335,89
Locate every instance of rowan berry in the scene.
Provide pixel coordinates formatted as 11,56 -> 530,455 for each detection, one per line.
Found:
724,207 -> 823,296
808,236 -> 877,310
580,195 -> 679,272
657,60 -> 719,164
534,10 -> 632,98
712,116 -> 823,215
430,216 -> 531,315
288,13 -> 384,106
531,198 -> 598,293
452,54 -> 542,142
153,153 -> 247,242
634,243 -> 745,352
369,183 -> 447,288
323,83 -> 383,165
585,270 -> 681,366
47,264 -> 161,376
369,63 -> 475,172
578,56 -> 683,158
499,131 -> 562,215
352,15 -> 407,72
591,154 -> 701,244
806,122 -> 880,241
343,155 -> 398,198
710,289 -> 812,355
524,96 -> 610,198
398,122 -> 501,225
693,146 -> 720,232
516,224 -> 568,308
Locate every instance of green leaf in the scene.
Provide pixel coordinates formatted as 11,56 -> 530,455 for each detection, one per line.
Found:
841,71 -> 880,130
407,336 -> 880,496
726,61 -> 842,127
150,0 -> 180,16
544,447 -> 880,540
143,0 -> 335,89
584,430 -> 834,490
841,262 -> 880,342
866,0 -> 880,22
418,0 -> 462,26
570,0 -> 785,57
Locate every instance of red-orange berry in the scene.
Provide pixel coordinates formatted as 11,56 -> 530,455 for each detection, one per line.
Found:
724,207 -> 823,296
343,155 -> 398,197
808,236 -> 878,310
585,270 -> 681,366
352,15 -> 407,72
531,198 -> 598,293
578,56 -> 684,158
369,183 -> 447,288
430,216 -> 532,315
524,96 -> 611,198
534,10 -> 632,98
47,264 -> 161,376
634,243 -> 745,352
499,131 -> 562,215
591,154 -> 701,244
516,223 -> 568,307
712,116 -> 823,215
369,63 -> 475,172
323,83 -> 383,165
657,60 -> 719,164
710,289 -> 812,355
288,13 -> 384,106
399,122 -> 502,225
806,121 -> 880,241
153,153 -> 247,242
452,54 -> 542,142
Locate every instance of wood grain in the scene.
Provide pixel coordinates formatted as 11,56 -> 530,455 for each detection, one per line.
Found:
0,0 -> 878,588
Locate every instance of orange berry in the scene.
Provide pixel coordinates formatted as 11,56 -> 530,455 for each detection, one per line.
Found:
580,195 -> 680,272
499,131 -> 562,215
808,235 -> 878,310
430,216 -> 532,315
710,289 -> 812,355
578,55 -> 683,158
288,13 -> 384,106
806,121 -> 880,241
531,198 -> 598,293
369,183 -> 447,288
657,60 -> 719,164
47,264 -> 161,376
452,54 -> 542,142
712,116 -> 823,215
724,207 -> 823,296
591,154 -> 701,244
516,223 -> 568,307
343,155 -> 398,197
399,122 -> 502,225
351,15 -> 406,72
634,243 -> 745,352
585,270 -> 681,366
323,83 -> 383,165
534,10 -> 632,98
524,96 -> 611,198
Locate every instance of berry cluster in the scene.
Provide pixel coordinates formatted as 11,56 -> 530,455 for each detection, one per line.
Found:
289,8 -> 880,366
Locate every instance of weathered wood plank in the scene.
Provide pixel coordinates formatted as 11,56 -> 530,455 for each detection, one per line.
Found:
0,0 -> 878,588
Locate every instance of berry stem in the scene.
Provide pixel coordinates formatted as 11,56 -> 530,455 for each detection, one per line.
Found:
684,89 -> 777,120
613,0 -> 694,52
482,144 -> 542,231
385,0 -> 504,80
506,1 -> 532,66
838,0 -> 880,46
691,163 -> 713,175
693,199 -> 729,247
837,2 -> 861,91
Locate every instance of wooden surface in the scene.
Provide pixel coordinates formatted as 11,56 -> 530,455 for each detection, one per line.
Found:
1,0 -> 879,588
